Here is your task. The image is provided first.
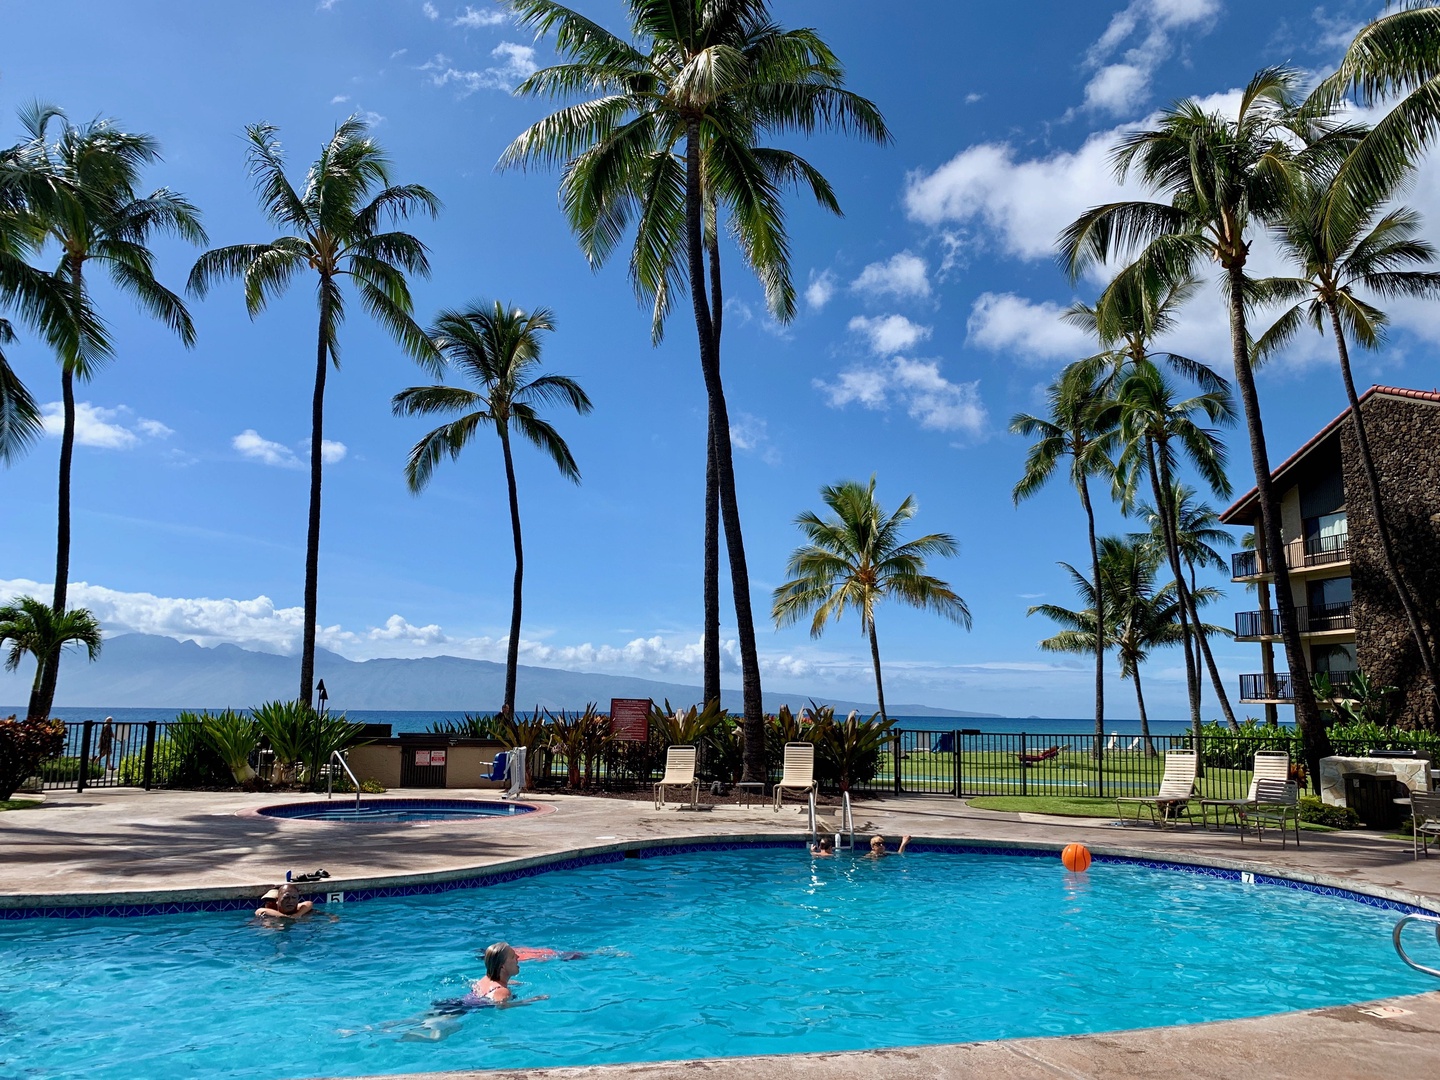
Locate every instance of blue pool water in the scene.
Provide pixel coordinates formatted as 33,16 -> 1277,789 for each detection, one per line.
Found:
1,847 -> 1432,1080
256,798 -> 537,823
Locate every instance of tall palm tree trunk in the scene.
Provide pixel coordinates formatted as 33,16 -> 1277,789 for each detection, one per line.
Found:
867,619 -> 888,723
1225,268 -> 1329,784
1078,474 -> 1105,761
1146,441 -> 1203,739
298,291 -> 330,707
1326,302 -> 1440,722
703,231 -> 723,709
1189,562 -> 1239,726
684,122 -> 764,781
1132,662 -> 1156,756
26,650 -> 50,723
499,426 -> 524,717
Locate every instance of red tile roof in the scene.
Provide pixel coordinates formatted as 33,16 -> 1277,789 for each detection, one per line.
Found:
1219,386 -> 1440,525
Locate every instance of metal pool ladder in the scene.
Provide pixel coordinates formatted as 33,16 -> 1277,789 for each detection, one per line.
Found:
326,750 -> 362,813
1393,914 -> 1440,978
838,791 -> 855,850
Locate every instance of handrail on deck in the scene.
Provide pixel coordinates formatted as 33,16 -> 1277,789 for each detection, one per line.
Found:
326,750 -> 361,812
1394,914 -> 1440,978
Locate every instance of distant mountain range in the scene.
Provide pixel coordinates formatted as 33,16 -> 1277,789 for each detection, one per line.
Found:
0,633 -> 997,717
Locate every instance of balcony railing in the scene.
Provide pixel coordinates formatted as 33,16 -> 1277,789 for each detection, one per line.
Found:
1233,601 -> 1354,639
1230,533 -> 1350,580
1239,668 -> 1356,702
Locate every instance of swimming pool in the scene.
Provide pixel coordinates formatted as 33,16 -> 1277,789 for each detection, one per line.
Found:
2,844 -> 1432,1079
254,798 -> 538,822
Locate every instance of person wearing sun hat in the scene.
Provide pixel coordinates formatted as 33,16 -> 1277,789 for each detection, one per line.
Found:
255,882 -> 314,919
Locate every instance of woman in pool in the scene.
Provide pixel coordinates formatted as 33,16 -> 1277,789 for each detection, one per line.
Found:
867,834 -> 910,858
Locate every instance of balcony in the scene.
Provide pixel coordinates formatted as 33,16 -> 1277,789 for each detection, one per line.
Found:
1239,668 -> 1356,703
1230,533 -> 1350,581
1233,602 -> 1354,641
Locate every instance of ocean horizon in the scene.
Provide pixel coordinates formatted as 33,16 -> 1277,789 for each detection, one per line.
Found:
3,705 -> 1274,736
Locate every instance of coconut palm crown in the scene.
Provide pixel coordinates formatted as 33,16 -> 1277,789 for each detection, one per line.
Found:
0,596 -> 102,722
772,476 -> 970,723
188,117 -> 441,709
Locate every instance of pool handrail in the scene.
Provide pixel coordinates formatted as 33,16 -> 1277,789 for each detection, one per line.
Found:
1393,913 -> 1440,978
807,789 -> 817,847
326,750 -> 361,812
839,791 -> 855,850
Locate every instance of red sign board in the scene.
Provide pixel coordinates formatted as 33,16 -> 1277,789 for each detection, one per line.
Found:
610,698 -> 651,742
414,750 -> 431,766
430,750 -> 446,767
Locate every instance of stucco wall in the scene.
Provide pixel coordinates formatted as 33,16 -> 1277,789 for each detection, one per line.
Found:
1340,394 -> 1440,728
346,744 -> 401,789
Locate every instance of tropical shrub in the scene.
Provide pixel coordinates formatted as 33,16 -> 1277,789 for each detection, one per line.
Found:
812,709 -> 892,793
198,710 -> 260,784
331,776 -> 387,794
252,700 -> 314,781
39,756 -> 103,783
427,713 -> 503,739
1299,796 -> 1359,829
548,705 -> 614,788
0,716 -> 66,799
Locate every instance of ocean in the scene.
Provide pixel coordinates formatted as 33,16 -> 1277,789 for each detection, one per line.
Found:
3,706 -> 1253,736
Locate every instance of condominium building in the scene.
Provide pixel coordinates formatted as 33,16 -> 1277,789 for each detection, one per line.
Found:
1218,385 -> 1440,727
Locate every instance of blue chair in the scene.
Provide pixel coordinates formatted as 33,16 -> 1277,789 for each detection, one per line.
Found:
482,751 -> 509,784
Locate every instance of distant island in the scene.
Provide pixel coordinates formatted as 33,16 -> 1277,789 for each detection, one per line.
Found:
0,633 -> 1000,717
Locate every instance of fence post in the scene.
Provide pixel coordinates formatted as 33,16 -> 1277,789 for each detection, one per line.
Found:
952,729 -> 962,798
142,721 -> 157,790
1020,732 -> 1027,797
892,732 -> 902,795
76,720 -> 94,793
1096,734 -> 1104,799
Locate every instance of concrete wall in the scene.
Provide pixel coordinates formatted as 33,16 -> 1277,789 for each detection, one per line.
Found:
1340,394 -> 1440,728
346,744 -> 401,789
445,743 -> 506,789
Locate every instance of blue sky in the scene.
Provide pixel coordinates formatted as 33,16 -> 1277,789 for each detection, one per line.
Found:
0,0 -> 1418,718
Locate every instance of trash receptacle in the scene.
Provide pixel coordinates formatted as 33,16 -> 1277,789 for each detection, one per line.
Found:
1344,771 -> 1402,829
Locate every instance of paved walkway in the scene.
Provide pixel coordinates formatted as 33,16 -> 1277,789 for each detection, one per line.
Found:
4,787 -> 1440,1080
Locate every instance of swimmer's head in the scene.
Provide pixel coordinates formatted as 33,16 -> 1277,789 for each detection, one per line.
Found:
275,884 -> 300,914
869,835 -> 886,853
817,836 -> 834,852
484,941 -> 514,981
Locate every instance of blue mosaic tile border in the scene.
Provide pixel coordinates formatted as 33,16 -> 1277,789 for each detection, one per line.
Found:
5,838 -> 1433,920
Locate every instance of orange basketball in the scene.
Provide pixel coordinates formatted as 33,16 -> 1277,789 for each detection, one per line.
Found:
1061,843 -> 1092,873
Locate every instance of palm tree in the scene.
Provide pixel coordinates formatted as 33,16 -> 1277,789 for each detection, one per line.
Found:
1256,169 -> 1440,718
1134,483 -> 1239,727
1114,362 -> 1234,753
1010,364 -> 1117,757
392,302 -> 592,718
1029,536 -> 1184,756
19,107 -> 203,720
188,118 -> 440,708
0,596 -> 102,722
1060,68 -> 1336,781
500,0 -> 888,783
772,476 -> 970,722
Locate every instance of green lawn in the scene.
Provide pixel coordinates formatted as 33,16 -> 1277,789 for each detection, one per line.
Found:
0,798 -> 45,811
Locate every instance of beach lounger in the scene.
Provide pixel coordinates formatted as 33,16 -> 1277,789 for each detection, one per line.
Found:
1248,778 -> 1300,847
1017,745 -> 1060,767
1200,750 -> 1290,836
1117,750 -> 1197,826
1411,791 -> 1440,860
774,742 -> 817,810
654,745 -> 699,809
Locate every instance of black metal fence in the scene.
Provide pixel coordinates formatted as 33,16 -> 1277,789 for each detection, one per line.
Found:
34,722 -> 1440,799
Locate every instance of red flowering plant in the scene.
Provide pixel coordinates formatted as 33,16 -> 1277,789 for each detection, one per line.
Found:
0,715 -> 66,799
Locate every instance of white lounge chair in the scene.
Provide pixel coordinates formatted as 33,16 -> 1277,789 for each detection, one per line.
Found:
1117,750 -> 1197,826
774,742 -> 817,810
1249,778 -> 1300,847
653,745 -> 698,809
1200,750 -> 1290,835
1411,791 -> 1440,860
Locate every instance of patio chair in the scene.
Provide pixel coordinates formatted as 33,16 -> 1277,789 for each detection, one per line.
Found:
1117,750 -> 1198,827
653,745 -> 699,810
1412,791 -> 1440,860
1248,778 -> 1300,847
1200,750 -> 1290,836
774,742 -> 817,810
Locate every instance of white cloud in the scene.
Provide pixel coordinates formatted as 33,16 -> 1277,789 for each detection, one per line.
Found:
330,94 -> 350,105
850,252 -> 930,300
41,402 -> 171,450
421,43 -> 536,94
815,357 -> 987,439
965,293 -> 1092,365
848,314 -> 932,356
451,4 -> 507,27
1079,0 -> 1221,117
729,413 -> 780,465
805,269 -> 836,310
422,1 -> 438,19
964,92 -> 984,105
233,430 -> 299,469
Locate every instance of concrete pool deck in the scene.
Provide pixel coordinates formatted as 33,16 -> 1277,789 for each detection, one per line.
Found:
4,787 -> 1440,1078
